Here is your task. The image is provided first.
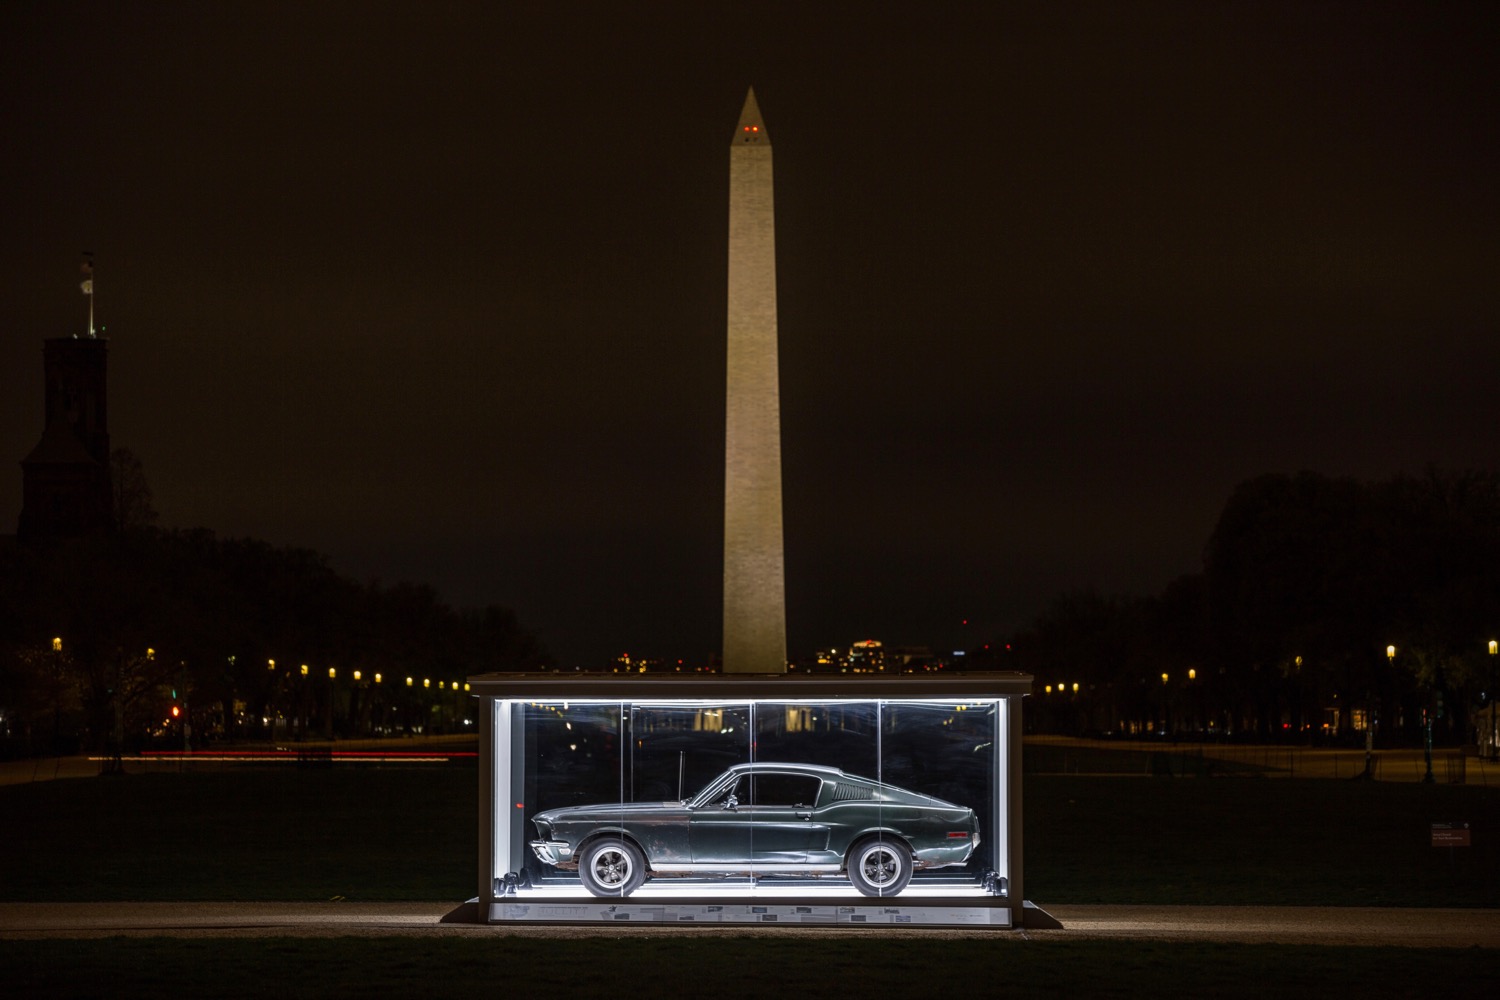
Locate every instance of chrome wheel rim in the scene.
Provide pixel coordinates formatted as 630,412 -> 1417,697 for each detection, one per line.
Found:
593,848 -> 631,888
860,845 -> 898,886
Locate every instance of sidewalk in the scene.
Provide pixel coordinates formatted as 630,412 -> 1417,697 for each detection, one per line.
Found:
1,901 -> 1497,945
0,756 -> 99,787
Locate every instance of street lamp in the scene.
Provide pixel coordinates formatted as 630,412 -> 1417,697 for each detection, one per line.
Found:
1488,640 -> 1497,761
1364,646 -> 1394,780
1160,673 -> 1169,735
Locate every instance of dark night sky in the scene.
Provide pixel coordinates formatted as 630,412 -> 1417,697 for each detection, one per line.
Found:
3,2 -> 1497,667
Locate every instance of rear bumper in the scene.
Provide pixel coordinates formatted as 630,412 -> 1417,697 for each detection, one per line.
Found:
913,830 -> 979,870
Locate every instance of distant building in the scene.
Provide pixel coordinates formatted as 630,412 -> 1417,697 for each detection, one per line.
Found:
18,336 -> 113,540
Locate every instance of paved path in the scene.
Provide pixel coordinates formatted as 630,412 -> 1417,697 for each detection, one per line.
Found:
1,902 -> 1496,945
1035,904 -> 1500,947
0,756 -> 99,786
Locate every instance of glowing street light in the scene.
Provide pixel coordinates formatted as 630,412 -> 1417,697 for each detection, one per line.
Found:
1365,646 -> 1397,779
1159,673 -> 1170,735
1489,641 -> 1498,761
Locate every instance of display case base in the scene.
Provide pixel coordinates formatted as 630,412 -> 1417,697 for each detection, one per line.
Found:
486,898 -> 1015,927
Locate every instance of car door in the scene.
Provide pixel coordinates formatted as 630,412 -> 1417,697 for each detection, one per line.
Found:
741,772 -> 827,863
689,772 -> 753,864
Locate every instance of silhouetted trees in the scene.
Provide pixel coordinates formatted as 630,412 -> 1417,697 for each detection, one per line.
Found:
0,528 -> 550,757
1015,468 -> 1500,746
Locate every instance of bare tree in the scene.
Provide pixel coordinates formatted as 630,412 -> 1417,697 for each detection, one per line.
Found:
110,448 -> 158,532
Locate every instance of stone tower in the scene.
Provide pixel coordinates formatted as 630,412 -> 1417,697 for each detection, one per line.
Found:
19,336 -> 112,540
722,87 -> 787,674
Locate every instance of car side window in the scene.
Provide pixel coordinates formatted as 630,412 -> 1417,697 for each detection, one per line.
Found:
752,774 -> 822,807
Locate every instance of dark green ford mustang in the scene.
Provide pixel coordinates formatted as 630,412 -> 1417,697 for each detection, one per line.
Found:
530,762 -> 979,898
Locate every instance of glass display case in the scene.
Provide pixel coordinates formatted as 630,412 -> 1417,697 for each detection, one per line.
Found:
469,673 -> 1031,928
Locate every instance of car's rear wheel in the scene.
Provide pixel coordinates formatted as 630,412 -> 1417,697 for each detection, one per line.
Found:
578,837 -> 646,897
847,835 -> 913,897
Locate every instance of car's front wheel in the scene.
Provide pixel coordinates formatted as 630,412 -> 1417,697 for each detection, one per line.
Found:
578,837 -> 646,897
847,835 -> 913,897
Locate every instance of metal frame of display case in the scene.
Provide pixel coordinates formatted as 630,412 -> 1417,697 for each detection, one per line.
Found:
466,672 -> 1052,929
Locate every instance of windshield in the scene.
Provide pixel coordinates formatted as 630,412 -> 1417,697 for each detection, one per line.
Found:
689,770 -> 740,809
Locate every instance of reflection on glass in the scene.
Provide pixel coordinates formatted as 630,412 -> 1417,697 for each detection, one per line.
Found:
513,699 -> 1002,900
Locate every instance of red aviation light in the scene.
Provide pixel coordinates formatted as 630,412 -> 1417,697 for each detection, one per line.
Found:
947,831 -> 969,839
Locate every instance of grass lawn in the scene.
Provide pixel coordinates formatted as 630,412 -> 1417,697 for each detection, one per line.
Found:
3,936 -> 1497,1000
0,764 -> 1497,906
0,766 -> 477,902
1028,776 -> 1500,907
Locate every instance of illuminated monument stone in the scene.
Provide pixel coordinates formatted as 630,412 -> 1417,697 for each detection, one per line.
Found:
722,87 -> 786,675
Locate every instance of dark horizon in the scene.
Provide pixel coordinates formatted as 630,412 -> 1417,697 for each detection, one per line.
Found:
3,2 -> 1497,667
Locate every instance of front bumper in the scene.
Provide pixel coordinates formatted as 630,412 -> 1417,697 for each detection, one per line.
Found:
530,838 -> 574,866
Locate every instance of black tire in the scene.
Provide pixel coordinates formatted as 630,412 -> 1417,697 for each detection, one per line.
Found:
578,837 -> 647,897
847,836 -> 913,897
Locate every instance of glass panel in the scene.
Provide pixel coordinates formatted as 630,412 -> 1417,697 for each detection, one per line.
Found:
521,702 -> 623,888
881,700 -> 997,888
755,701 -> 879,776
628,704 -> 751,802
510,696 -> 1002,901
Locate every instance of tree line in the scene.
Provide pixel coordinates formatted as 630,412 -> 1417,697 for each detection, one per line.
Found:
8,463 -> 1499,757
0,526 -> 550,758
1011,468 -> 1500,745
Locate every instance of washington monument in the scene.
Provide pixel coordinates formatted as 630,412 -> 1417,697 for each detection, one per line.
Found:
722,87 -> 786,674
